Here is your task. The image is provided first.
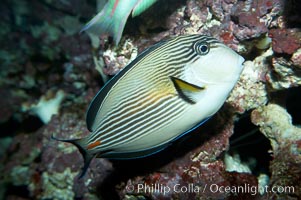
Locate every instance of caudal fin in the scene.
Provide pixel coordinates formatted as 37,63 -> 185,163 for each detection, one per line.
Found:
81,1 -> 135,46
51,135 -> 95,179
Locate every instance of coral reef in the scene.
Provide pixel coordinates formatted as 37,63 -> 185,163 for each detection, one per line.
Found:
251,104 -> 301,199
1,0 -> 301,199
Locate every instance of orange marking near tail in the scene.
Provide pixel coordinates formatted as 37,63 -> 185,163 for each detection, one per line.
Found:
87,140 -> 101,150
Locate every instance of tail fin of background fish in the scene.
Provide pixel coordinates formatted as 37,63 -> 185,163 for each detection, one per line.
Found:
51,135 -> 94,179
81,0 -> 137,46
131,0 -> 158,17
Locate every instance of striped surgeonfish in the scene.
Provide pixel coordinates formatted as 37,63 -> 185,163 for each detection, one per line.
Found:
53,35 -> 245,178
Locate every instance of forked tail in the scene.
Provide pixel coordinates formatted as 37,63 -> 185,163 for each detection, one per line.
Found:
51,135 -> 95,179
81,1 -> 136,46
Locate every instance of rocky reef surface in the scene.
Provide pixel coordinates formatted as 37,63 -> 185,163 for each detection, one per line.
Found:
0,0 -> 300,199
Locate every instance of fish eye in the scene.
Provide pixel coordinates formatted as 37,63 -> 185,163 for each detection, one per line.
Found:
195,42 -> 210,55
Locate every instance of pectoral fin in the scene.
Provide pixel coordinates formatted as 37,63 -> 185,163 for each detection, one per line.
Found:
170,76 -> 205,104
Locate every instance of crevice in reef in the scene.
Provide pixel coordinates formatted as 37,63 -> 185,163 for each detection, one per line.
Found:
5,185 -> 30,199
269,86 -> 301,126
283,0 -> 301,28
0,115 -> 44,137
286,86 -> 301,126
229,112 -> 272,176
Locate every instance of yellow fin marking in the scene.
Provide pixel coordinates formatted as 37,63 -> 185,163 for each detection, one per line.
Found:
170,76 -> 205,104
172,77 -> 204,92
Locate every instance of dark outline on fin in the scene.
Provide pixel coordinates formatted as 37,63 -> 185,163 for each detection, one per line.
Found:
170,76 -> 204,104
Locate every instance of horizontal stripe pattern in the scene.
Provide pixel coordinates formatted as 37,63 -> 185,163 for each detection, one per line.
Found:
86,35 -> 221,154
